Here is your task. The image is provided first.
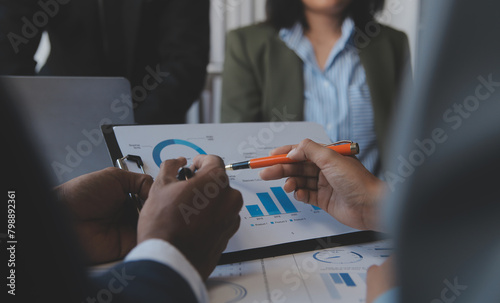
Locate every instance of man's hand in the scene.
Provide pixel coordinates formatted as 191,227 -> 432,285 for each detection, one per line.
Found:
260,139 -> 385,231
55,168 -> 153,265
366,257 -> 397,303
138,156 -> 243,280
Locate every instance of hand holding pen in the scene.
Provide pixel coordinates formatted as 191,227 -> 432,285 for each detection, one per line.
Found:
259,139 -> 385,231
225,141 -> 359,171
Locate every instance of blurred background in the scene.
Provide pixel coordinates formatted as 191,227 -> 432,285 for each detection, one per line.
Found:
33,0 -> 421,124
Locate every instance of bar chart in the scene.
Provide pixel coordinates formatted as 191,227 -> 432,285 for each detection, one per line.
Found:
245,187 -> 299,217
320,272 -> 360,300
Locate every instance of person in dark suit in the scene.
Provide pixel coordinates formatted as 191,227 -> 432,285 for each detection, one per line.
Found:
0,0 -> 209,124
2,80 -> 242,302
65,157 -> 243,303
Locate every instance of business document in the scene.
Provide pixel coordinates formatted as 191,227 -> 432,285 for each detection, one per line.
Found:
112,122 -> 357,253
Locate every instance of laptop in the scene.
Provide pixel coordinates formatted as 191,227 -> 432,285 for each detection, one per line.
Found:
1,76 -> 135,185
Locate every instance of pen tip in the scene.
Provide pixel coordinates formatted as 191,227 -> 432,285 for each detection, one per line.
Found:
225,164 -> 233,170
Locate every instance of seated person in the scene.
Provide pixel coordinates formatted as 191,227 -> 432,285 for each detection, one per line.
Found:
221,0 -> 410,175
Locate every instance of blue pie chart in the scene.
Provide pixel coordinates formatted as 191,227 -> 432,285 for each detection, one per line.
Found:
152,139 -> 207,167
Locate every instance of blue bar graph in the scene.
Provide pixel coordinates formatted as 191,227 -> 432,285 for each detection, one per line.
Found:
330,273 -> 343,284
271,187 -> 298,213
320,274 -> 341,299
340,273 -> 356,287
257,193 -> 281,215
312,205 -> 322,210
246,205 -> 264,217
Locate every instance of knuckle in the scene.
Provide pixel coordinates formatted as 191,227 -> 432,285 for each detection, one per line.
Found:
210,154 -> 224,162
104,166 -> 120,174
300,138 -> 314,149
213,166 -> 227,176
228,215 -> 241,235
231,190 -> 244,207
221,190 -> 243,214
367,265 -> 378,276
193,154 -> 205,162
278,164 -> 286,178
301,139 -> 316,155
144,174 -> 154,184
236,191 -> 244,206
234,215 -> 241,228
206,154 -> 224,164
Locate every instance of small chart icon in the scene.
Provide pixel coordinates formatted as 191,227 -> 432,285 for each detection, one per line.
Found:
206,280 -> 247,302
313,250 -> 363,264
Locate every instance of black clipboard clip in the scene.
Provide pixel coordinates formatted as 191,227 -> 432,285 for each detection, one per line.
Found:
116,154 -> 146,213
116,154 -> 146,174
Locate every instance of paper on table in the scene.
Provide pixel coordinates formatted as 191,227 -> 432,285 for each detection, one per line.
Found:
207,240 -> 393,303
113,122 -> 357,253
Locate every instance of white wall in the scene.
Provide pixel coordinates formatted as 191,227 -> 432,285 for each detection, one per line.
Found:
209,0 -> 267,70
377,0 -> 420,66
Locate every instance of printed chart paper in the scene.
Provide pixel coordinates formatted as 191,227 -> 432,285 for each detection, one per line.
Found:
112,122 -> 357,253
207,240 -> 393,302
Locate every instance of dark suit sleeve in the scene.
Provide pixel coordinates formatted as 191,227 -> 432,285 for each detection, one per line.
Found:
86,260 -> 198,303
220,29 -> 264,123
134,0 -> 210,124
0,0 -> 43,75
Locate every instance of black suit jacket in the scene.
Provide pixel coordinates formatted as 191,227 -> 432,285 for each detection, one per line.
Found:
89,261 -> 198,302
0,0 -> 209,124
1,81 -> 198,302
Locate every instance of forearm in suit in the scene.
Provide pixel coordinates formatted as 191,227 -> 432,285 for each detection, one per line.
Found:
134,0 -> 209,124
86,260 -> 198,303
220,30 -> 264,123
0,0 -> 46,75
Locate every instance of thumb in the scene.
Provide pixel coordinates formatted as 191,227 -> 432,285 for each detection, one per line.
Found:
157,157 -> 188,183
114,169 -> 154,201
287,139 -> 344,169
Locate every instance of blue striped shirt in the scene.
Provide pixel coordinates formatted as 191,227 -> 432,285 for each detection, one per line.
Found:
279,18 -> 379,174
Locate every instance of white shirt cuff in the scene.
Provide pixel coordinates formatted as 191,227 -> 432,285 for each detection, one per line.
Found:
124,238 -> 208,303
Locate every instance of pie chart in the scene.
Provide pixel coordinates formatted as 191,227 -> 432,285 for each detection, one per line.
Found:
152,139 -> 207,167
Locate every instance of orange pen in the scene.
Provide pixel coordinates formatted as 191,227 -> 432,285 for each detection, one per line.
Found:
225,141 -> 359,171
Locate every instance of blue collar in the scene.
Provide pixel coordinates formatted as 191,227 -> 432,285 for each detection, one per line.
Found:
279,18 -> 356,71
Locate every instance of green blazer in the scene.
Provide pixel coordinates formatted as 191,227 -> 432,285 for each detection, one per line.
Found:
221,22 -> 410,156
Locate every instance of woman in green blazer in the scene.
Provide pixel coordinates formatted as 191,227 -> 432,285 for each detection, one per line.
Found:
221,0 -> 410,172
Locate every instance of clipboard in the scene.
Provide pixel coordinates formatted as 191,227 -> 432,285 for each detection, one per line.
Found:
102,123 -> 381,264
